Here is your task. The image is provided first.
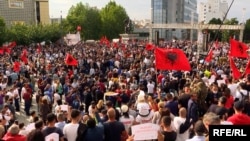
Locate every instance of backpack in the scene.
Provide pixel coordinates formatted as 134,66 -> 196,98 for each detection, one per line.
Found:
240,91 -> 249,102
75,122 -> 88,141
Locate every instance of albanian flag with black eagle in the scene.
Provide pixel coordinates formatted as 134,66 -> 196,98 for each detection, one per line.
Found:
155,48 -> 191,71
229,39 -> 248,58
65,53 -> 78,66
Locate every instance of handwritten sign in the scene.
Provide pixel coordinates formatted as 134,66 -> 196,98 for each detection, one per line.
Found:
131,123 -> 160,140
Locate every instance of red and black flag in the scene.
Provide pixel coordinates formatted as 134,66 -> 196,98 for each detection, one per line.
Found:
155,48 -> 191,71
65,53 -> 78,66
229,39 -> 248,58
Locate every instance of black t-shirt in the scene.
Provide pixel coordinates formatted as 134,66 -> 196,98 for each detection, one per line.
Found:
42,127 -> 64,138
162,130 -> 177,141
103,121 -> 125,141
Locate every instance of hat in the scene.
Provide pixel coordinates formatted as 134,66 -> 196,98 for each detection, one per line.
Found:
121,105 -> 129,113
234,101 -> 244,110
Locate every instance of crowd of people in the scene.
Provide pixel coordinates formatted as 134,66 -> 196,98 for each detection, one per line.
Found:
0,39 -> 250,141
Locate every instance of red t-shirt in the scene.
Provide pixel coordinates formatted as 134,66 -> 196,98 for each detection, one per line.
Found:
225,96 -> 234,109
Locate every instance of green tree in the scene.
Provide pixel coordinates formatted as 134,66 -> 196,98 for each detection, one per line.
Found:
0,17 -> 7,45
100,1 -> 128,39
8,24 -> 31,45
222,18 -> 239,42
47,23 -> 66,43
243,18 -> 250,43
208,18 -> 223,41
64,3 -> 102,40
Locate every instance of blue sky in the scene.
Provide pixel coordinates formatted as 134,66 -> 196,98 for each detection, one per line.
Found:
49,0 -> 249,22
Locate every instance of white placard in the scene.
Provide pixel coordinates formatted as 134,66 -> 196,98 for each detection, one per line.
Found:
45,133 -> 59,141
60,105 -> 68,111
217,80 -> 226,87
131,123 -> 160,140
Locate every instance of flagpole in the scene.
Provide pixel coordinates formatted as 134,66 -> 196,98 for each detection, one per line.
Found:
202,0 -> 235,65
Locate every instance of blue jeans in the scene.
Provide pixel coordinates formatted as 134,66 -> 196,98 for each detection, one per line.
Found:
24,100 -> 31,116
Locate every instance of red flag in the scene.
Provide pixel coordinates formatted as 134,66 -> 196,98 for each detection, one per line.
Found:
0,47 -> 11,55
146,43 -> 155,51
230,39 -> 248,58
155,48 -> 191,71
229,58 -> 241,79
8,42 -> 16,48
244,60 -> 250,76
65,53 -> 78,66
205,49 -> 213,62
20,53 -> 28,64
13,62 -> 21,72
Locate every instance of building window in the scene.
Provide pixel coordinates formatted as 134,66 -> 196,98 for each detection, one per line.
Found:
9,0 -> 24,9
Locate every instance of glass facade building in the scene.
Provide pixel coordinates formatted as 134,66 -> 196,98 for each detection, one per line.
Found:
152,0 -> 198,40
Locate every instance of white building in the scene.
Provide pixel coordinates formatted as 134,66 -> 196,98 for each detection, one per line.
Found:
198,0 -> 228,23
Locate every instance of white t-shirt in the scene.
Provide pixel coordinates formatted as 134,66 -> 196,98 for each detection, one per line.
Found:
173,117 -> 190,141
147,83 -> 154,94
228,83 -> 238,97
120,115 -> 134,132
63,123 -> 79,141
235,89 -> 248,101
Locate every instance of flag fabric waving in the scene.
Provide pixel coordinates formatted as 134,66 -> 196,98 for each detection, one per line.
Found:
13,62 -> 21,72
229,58 -> 241,79
146,43 -> 155,51
65,53 -> 78,66
205,49 -> 213,62
155,48 -> 191,71
244,60 -> 250,76
229,39 -> 248,58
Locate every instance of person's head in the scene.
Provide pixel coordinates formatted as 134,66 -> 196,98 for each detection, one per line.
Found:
218,96 -> 227,106
57,113 -> 64,122
56,99 -> 62,106
87,118 -> 96,128
33,116 -> 39,122
71,109 -> 81,122
8,124 -> 20,136
106,100 -> 113,109
0,115 -> 7,126
179,107 -> 187,118
97,100 -> 104,108
194,120 -> 206,136
215,107 -> 228,120
26,129 -> 45,141
184,84 -> 191,94
166,93 -> 174,101
107,108 -> 116,120
223,88 -> 231,97
233,101 -> 244,113
121,105 -> 129,118
157,102 -> 165,113
18,123 -> 25,130
46,113 -> 57,124
0,125 -> 5,138
203,112 -> 220,130
161,116 -> 172,128
30,111 -> 36,117
35,120 -> 44,130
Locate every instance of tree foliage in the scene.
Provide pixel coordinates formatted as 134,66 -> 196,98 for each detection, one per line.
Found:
100,1 -> 128,39
0,17 -> 7,46
222,18 -> 239,42
208,18 -> 223,41
243,18 -> 250,43
64,3 -> 102,40
0,17 -> 66,46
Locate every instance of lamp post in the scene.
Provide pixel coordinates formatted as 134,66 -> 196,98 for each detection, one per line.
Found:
149,7 -> 153,43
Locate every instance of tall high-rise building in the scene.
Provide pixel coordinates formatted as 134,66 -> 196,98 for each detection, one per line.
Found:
198,0 -> 228,23
152,0 -> 198,40
0,0 -> 49,26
